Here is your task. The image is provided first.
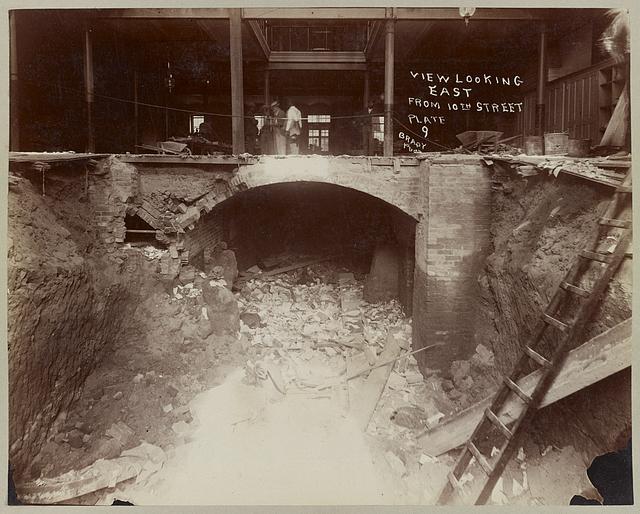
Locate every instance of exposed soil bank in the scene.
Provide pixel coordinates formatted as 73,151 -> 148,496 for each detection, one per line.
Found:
474,166 -> 631,458
7,168 -> 142,478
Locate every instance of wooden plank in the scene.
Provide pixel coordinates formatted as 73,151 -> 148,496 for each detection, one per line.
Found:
350,332 -> 402,431
418,318 -> 632,456
235,256 -> 337,287
9,152 -> 109,163
15,443 -> 165,504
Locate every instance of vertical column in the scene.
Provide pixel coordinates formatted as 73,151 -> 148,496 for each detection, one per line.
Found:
84,24 -> 95,153
383,12 -> 395,157
535,22 -> 547,138
133,69 -> 139,151
229,8 -> 245,154
264,68 -> 270,106
10,11 -> 19,151
363,68 -> 370,153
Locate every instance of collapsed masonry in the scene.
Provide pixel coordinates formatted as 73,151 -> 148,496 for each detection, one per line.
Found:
7,151 -> 632,505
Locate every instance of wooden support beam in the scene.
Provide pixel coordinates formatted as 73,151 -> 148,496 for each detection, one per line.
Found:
229,9 -> 245,155
364,20 -> 383,60
264,69 -> 270,106
10,11 -> 19,151
133,69 -> 139,150
267,62 -> 367,71
383,13 -> 395,157
269,51 -> 366,63
98,8 -> 230,18
247,19 -> 270,59
350,332 -> 402,431
243,7 -> 387,19
242,8 -> 543,20
418,318 -> 632,457
83,24 -> 95,153
363,69 -> 370,152
536,22 -> 547,137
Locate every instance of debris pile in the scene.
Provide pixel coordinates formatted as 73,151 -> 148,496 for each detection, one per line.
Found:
235,263 -> 413,396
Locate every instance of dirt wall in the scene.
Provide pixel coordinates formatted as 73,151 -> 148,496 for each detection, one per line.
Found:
474,166 -> 632,457
7,167 -> 140,478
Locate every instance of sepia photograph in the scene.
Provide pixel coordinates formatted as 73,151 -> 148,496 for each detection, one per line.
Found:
5,4 -> 634,507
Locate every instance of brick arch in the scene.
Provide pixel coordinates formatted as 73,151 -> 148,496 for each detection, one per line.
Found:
225,157 -> 421,220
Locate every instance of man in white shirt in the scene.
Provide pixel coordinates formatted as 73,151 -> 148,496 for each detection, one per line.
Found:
285,100 -> 302,155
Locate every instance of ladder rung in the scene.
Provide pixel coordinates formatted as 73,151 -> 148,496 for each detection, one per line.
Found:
485,408 -> 513,439
616,185 -> 632,194
599,217 -> 631,229
504,377 -> 532,404
467,442 -> 493,475
447,471 -> 461,489
580,250 -> 612,263
542,313 -> 570,332
523,345 -> 552,368
559,281 -> 591,298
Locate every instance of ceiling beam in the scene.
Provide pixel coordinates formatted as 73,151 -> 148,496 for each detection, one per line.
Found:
269,51 -> 366,64
394,8 -> 543,20
247,20 -> 270,60
97,8 -> 230,18
243,7 -> 544,20
243,8 -> 387,19
267,62 -> 367,71
97,7 -> 545,21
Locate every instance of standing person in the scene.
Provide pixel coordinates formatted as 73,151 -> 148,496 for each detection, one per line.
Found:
362,99 -> 375,155
285,99 -> 302,155
259,104 -> 273,155
271,100 -> 287,155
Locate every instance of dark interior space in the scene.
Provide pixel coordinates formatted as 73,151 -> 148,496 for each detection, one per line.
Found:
217,182 -> 416,306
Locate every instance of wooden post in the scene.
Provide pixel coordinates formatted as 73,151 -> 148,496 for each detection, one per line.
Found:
535,22 -> 547,138
83,25 -> 95,153
264,68 -> 270,106
383,13 -> 395,157
229,8 -> 245,154
363,68 -> 370,153
133,69 -> 139,151
10,11 -> 19,151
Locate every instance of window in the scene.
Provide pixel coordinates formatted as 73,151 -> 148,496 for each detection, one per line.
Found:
373,116 -> 384,142
308,114 -> 331,153
191,115 -> 205,134
308,114 -> 331,123
308,129 -> 329,152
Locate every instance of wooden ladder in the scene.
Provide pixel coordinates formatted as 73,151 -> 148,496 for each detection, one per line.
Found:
436,169 -> 632,506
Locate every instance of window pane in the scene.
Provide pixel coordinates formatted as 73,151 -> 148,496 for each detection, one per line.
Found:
309,129 -> 319,136
320,139 -> 329,152
191,115 -> 205,133
308,114 -> 331,123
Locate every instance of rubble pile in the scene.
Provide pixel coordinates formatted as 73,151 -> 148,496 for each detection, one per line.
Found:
235,263 -> 413,393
